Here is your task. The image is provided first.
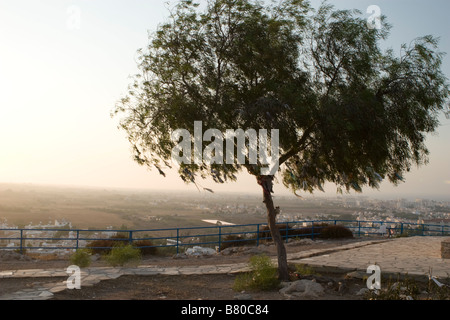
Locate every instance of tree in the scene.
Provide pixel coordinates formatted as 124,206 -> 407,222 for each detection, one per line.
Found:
112,0 -> 450,280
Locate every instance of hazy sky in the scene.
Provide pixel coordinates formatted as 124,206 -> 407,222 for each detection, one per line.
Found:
0,0 -> 449,200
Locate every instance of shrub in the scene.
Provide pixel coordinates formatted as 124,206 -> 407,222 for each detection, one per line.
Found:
133,240 -> 158,256
295,264 -> 319,276
233,254 -> 280,292
318,225 -> 354,239
86,234 -> 129,254
364,276 -> 420,300
104,244 -> 141,267
289,223 -> 329,238
69,249 -> 92,268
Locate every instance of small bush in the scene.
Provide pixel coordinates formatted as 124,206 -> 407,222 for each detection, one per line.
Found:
318,225 -> 354,239
233,255 -> 280,292
69,249 -> 92,268
289,223 -> 329,237
133,240 -> 158,256
104,244 -> 141,267
295,264 -> 319,276
86,234 -> 129,254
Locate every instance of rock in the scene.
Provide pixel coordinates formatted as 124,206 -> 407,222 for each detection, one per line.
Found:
38,291 -> 54,298
91,254 -> 101,262
185,246 -> 216,256
356,288 -> 370,296
279,279 -> 325,298
390,282 -> 407,292
234,293 -> 253,300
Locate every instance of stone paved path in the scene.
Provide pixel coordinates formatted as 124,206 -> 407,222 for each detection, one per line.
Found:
290,236 -> 450,279
1,236 -> 449,300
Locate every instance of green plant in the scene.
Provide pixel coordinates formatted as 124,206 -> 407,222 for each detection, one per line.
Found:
86,234 -> 129,254
295,264 -> 319,276
104,244 -> 141,267
233,255 -> 280,292
133,240 -> 158,256
364,276 -> 420,300
70,249 -> 92,268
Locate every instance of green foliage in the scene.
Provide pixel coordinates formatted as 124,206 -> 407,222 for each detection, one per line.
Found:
69,249 -> 92,268
87,235 -> 158,256
364,275 -> 450,300
133,240 -> 158,256
104,244 -> 142,267
295,264 -> 319,276
364,277 -> 419,300
233,254 -> 280,292
86,234 -> 129,254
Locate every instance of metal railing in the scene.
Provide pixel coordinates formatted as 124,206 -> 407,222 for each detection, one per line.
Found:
1,219 -> 449,254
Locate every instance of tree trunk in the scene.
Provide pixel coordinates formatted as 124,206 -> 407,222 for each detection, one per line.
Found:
258,176 -> 290,281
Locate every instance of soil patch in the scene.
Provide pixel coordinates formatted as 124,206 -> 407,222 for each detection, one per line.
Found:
50,273 -> 365,300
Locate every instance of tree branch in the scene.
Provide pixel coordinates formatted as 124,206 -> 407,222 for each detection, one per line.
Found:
278,121 -> 316,166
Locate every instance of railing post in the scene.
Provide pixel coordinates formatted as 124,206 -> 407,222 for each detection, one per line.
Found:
421,224 -> 425,236
218,226 -> 222,252
129,231 -> 133,244
311,221 -> 314,241
400,223 -> 404,236
285,222 -> 289,243
20,229 -> 23,254
76,230 -> 79,250
358,221 -> 361,238
256,224 -> 260,247
176,228 -> 179,254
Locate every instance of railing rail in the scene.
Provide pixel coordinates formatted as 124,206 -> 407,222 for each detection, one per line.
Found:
1,219 -> 449,254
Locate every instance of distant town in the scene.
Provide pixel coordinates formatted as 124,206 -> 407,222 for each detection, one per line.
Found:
1,183 -> 449,255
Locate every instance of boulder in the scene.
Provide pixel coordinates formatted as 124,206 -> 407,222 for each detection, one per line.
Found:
279,279 -> 324,299
185,246 -> 216,256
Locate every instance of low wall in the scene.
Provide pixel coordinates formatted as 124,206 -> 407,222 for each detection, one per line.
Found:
441,238 -> 450,259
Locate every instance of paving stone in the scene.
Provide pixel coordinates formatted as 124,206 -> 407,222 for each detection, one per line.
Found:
49,285 -> 68,293
38,291 -> 54,298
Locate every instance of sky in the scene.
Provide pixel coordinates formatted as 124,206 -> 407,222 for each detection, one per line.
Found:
0,0 -> 449,200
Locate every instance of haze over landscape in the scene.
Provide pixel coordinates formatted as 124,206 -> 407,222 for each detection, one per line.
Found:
1,0 -> 450,207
